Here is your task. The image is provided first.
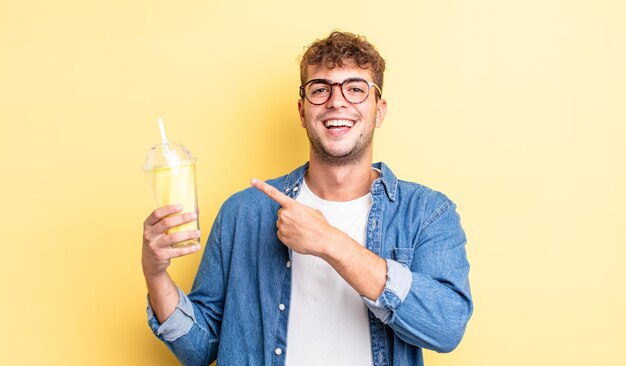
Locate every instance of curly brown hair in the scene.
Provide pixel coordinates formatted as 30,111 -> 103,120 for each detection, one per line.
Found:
300,31 -> 386,97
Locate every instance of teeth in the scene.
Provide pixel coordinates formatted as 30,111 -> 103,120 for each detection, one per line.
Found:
324,119 -> 354,128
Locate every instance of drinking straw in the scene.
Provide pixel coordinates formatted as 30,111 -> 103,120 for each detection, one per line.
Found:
158,117 -> 168,143
157,117 -> 175,160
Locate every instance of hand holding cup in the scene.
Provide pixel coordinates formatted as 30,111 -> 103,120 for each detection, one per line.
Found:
142,204 -> 201,279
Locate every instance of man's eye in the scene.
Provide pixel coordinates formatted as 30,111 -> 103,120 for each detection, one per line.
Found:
344,81 -> 368,94
347,87 -> 366,93
311,86 -> 329,95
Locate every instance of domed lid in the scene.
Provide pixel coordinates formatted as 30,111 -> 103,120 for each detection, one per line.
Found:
144,117 -> 195,170
144,140 -> 195,171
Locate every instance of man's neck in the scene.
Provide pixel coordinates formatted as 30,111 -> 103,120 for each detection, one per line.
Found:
305,157 -> 378,202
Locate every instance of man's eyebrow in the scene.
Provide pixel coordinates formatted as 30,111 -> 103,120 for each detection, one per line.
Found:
306,78 -> 332,84
306,77 -> 368,84
342,77 -> 368,83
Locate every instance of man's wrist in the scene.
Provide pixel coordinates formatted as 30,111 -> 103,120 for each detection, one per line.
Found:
318,228 -> 355,263
144,270 -> 171,289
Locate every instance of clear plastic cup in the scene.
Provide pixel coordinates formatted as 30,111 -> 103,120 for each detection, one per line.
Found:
144,140 -> 199,247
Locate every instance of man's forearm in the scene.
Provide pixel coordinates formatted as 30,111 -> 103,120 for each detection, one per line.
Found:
321,230 -> 387,301
146,272 -> 180,324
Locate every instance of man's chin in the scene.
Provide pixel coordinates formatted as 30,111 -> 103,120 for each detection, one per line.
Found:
313,148 -> 366,166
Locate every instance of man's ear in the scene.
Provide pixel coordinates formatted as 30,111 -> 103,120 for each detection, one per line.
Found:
375,98 -> 387,128
298,99 -> 306,127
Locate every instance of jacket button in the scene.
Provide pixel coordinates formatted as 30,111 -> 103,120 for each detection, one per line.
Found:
279,304 -> 285,311
372,219 -> 377,229
275,348 -> 282,355
293,186 -> 299,192
286,261 -> 291,268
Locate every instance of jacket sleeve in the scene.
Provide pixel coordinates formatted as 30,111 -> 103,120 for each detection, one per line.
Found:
363,196 -> 473,353
146,210 -> 225,366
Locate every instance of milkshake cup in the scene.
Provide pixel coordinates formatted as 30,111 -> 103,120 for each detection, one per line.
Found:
144,118 -> 199,247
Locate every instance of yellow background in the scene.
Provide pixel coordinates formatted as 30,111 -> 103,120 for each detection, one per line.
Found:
1,0 -> 624,365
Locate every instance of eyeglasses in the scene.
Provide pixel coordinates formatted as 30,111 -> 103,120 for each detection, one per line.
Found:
299,78 -> 382,105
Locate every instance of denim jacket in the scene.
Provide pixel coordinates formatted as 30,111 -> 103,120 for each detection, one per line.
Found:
147,162 -> 472,366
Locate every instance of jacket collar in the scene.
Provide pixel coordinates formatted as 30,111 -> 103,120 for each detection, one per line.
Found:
282,161 -> 398,202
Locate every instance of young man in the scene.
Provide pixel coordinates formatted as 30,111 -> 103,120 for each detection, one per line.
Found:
142,31 -> 472,366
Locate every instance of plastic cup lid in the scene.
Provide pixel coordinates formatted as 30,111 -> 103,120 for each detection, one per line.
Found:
144,141 -> 196,171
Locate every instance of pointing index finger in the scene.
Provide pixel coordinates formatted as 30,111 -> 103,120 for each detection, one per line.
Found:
250,178 -> 293,207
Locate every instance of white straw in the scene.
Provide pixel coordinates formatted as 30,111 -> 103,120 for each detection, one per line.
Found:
157,117 -> 168,142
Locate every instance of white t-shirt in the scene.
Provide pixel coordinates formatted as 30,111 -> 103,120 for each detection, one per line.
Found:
285,178 -> 374,366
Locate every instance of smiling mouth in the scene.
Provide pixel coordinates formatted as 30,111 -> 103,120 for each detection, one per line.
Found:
324,119 -> 355,129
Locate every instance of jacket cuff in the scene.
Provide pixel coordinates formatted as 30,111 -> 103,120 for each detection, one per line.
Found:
146,288 -> 195,342
362,259 -> 412,323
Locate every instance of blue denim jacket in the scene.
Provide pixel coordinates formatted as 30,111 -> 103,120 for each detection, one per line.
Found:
147,162 -> 472,366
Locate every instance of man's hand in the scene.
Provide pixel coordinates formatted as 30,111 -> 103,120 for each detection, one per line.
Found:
251,178 -> 387,300
250,178 -> 341,257
142,204 -> 201,279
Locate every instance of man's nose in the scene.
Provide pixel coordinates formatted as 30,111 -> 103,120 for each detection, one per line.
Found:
326,83 -> 349,108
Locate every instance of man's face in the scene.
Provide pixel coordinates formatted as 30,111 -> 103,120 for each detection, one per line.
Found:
298,62 -> 387,166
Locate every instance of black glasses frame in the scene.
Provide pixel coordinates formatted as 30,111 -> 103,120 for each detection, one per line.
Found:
299,78 -> 382,105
